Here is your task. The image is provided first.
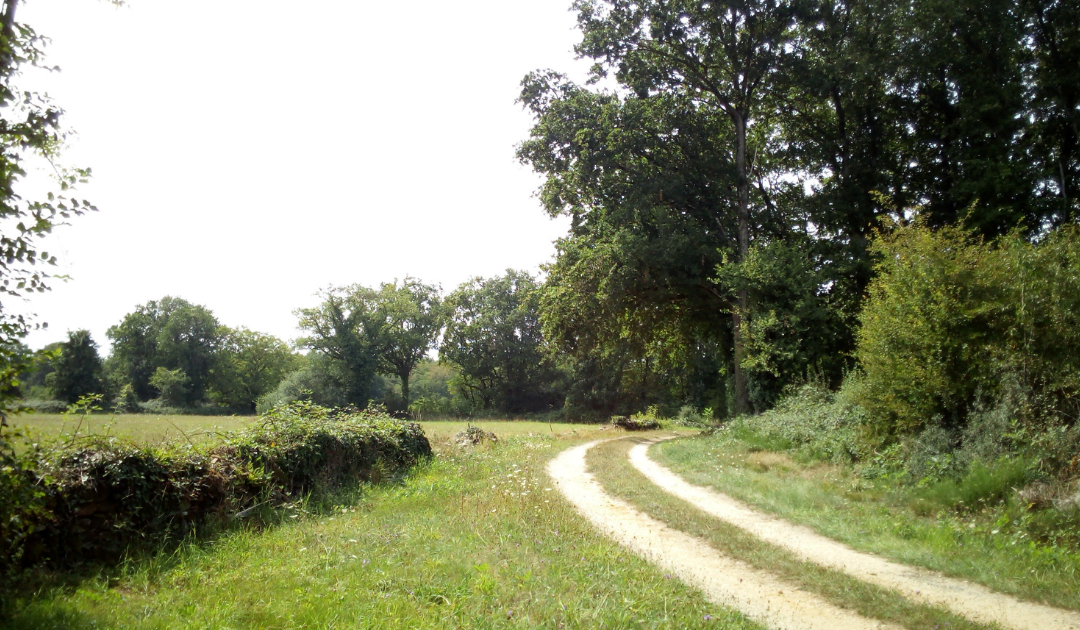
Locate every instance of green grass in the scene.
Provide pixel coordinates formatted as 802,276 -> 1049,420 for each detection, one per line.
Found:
6,413 -> 257,449
4,414 -> 593,452
588,437 -> 992,630
651,430 -> 1080,610
2,426 -> 757,629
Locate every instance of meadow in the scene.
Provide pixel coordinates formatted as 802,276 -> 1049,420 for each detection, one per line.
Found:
5,413 -> 583,452
6,413 -> 1077,629
3,419 -> 745,630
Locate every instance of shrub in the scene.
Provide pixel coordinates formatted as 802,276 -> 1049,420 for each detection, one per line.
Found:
735,380 -> 865,464
20,399 -> 69,414
914,457 -> 1036,511
856,222 -> 1080,448
113,384 -> 139,413
256,360 -> 350,414
0,401 -> 431,575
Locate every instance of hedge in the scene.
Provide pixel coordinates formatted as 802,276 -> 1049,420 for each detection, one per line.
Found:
0,401 -> 431,575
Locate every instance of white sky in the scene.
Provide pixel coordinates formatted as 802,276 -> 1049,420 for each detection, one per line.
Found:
12,0 -> 590,352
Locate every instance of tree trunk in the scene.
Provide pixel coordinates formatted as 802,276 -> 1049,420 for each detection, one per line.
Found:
732,110 -> 751,415
1,0 -> 18,77
400,372 -> 410,410
2,0 -> 16,42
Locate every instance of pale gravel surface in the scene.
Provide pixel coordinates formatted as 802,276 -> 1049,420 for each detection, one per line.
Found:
548,440 -> 903,630
633,437 -> 1080,630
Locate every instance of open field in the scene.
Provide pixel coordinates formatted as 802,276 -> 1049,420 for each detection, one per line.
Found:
650,431 -> 1080,611
5,413 -> 257,449
3,425 -> 746,630
4,413 -> 595,451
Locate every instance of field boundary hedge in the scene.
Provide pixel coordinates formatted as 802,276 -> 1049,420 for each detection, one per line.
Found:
0,401 -> 431,575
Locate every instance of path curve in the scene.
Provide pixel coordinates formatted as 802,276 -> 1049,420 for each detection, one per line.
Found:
548,440 -> 901,630
630,438 -> 1080,630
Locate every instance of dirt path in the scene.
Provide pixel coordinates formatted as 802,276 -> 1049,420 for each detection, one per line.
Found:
548,440 -> 902,630
630,438 -> 1080,630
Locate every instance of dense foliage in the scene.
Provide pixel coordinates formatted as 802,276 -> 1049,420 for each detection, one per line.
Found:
856,222 -> 1080,460
518,0 -> 1080,420
440,271 -> 563,414
211,327 -> 300,411
0,401 -> 431,575
45,330 -> 102,404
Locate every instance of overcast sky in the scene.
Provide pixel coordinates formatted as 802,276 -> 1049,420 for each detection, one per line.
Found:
12,0 -> 591,352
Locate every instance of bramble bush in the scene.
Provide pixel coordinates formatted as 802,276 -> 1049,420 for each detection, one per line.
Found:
0,401 -> 431,577
727,380 -> 865,464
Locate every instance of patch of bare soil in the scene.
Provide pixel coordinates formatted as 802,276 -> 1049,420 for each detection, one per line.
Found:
548,440 -> 901,630
631,438 -> 1080,630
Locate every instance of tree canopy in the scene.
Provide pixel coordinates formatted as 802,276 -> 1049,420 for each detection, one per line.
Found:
440,270 -> 563,414
519,0 -> 1080,417
106,297 -> 221,405
370,278 -> 442,408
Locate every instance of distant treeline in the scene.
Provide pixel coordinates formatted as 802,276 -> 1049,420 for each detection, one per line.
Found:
16,272 -> 563,418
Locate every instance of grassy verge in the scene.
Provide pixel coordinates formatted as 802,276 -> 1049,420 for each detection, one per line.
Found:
651,430 -> 1080,610
3,427 -> 755,629
588,437 -> 991,630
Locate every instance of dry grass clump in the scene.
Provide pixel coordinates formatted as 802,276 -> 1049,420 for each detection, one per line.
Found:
453,426 -> 499,447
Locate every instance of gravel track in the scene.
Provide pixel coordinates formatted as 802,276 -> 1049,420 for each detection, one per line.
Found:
631,437 -> 1080,630
548,440 -> 902,630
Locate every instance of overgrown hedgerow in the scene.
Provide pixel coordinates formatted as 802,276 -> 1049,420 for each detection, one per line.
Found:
0,401 -> 431,578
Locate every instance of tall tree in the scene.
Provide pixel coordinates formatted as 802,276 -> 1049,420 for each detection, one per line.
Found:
372,278 -> 442,409
295,285 -> 384,406
106,297 -> 221,405
1024,0 -> 1080,224
48,330 -> 102,404
553,0 -> 800,412
440,271 -> 563,414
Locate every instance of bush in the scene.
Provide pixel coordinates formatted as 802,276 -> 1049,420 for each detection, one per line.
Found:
113,383 -> 139,413
914,457 -> 1036,510
256,360 -> 350,414
0,401 -> 431,575
734,380 -> 865,464
149,367 -> 189,408
856,222 -> 1080,448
